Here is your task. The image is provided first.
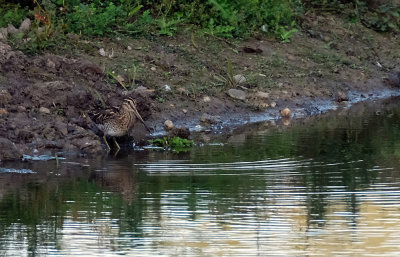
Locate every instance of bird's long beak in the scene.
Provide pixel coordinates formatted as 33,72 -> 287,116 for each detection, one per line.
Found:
132,107 -> 151,132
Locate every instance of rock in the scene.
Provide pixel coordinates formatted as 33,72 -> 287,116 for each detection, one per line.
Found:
164,120 -> 174,131
270,102 -> 277,108
385,70 -> 400,87
46,58 -> 56,69
168,127 -> 190,139
280,107 -> 291,118
256,91 -> 270,99
233,74 -> 246,84
203,96 -> 211,102
54,122 -> 68,136
182,109 -> 187,114
0,28 -> 8,40
39,107 -> 51,114
151,66 -> 157,71
99,48 -> 107,56
227,88 -> 246,100
19,18 -> 31,33
164,84 -> 171,91
336,91 -> 349,102
0,138 -> 22,161
127,45 -> 132,50
177,87 -> 188,95
0,108 -> 8,116
17,106 -> 26,112
7,24 -> 19,34
200,113 -> 221,125
0,89 -> 12,105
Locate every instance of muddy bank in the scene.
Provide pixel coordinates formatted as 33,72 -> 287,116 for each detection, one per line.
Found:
0,13 -> 400,160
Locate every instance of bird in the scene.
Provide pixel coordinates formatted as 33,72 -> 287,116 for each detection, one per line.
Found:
91,97 -> 150,151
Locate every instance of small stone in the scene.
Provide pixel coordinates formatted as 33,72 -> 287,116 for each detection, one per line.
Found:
384,70 -> 400,87
127,45 -> 132,50
0,28 -> 8,39
203,96 -> 211,102
270,102 -> 277,108
200,113 -> 221,125
0,89 -> 12,105
0,108 -> 8,116
151,67 -> 157,71
177,87 -> 187,94
336,91 -> 348,102
117,74 -> 126,83
0,138 -> 22,161
164,120 -> 174,131
54,122 -> 68,136
227,88 -> 246,100
17,106 -> 26,112
256,91 -> 270,99
99,48 -> 107,57
182,109 -> 187,114
46,59 -> 56,69
168,127 -> 190,139
19,18 -> 31,32
7,24 -> 19,34
280,107 -> 291,118
164,84 -> 171,91
39,107 -> 51,114
233,74 -> 246,84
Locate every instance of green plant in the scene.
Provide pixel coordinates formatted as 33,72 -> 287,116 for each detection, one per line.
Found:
0,2 -> 29,28
214,59 -> 236,87
149,136 -> 194,152
66,2 -> 126,36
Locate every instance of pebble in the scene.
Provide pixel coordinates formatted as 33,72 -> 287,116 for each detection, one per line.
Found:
280,107 -> 291,118
256,91 -> 270,99
270,102 -> 277,108
182,109 -> 188,114
200,113 -> 221,125
19,18 -> 31,33
7,24 -> 18,34
164,120 -> 174,131
0,28 -> 8,39
227,88 -> 246,100
17,106 -> 26,112
0,89 -> 12,105
336,91 -> 349,102
46,59 -> 56,69
233,74 -> 246,84
203,96 -> 211,102
99,48 -> 107,57
39,107 -> 51,114
0,108 -> 8,116
164,84 -> 171,91
151,67 -> 157,71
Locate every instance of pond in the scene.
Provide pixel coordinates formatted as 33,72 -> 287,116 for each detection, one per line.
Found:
1,97 -> 400,256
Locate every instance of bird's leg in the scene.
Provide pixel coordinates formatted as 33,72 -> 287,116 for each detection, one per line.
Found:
103,135 -> 111,152
113,137 -> 121,151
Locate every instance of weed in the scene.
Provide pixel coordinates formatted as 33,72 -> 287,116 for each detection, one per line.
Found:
0,2 -> 29,28
149,136 -> 194,152
214,59 -> 237,88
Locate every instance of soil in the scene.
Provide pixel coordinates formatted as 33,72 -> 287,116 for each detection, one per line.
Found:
0,12 -> 400,159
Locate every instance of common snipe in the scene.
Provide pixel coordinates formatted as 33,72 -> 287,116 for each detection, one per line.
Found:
92,97 -> 150,151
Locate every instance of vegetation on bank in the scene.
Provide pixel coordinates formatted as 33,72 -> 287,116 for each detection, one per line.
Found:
0,0 -> 399,53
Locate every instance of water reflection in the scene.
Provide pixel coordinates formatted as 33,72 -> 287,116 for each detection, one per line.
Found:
1,98 -> 400,256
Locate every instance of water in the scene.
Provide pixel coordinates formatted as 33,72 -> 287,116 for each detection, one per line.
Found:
1,98 -> 400,256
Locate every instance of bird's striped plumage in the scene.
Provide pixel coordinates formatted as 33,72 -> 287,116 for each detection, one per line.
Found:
92,97 -> 149,150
